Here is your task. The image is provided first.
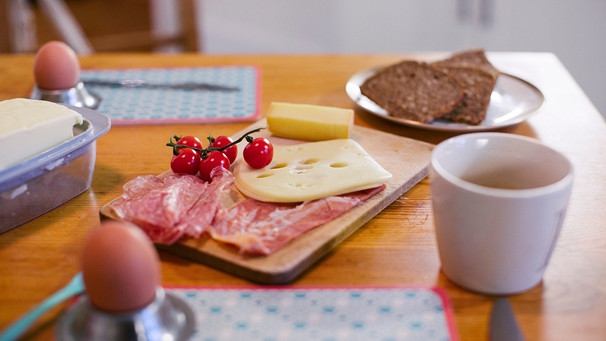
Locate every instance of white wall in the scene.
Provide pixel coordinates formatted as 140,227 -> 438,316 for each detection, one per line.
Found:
195,0 -> 605,118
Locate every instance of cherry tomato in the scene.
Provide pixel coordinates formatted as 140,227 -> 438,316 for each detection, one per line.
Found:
176,135 -> 203,150
243,137 -> 273,169
199,151 -> 231,182
170,148 -> 200,175
211,135 -> 238,164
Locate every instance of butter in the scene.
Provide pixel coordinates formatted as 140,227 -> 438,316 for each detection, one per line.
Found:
234,139 -> 392,202
267,102 -> 354,141
0,98 -> 83,170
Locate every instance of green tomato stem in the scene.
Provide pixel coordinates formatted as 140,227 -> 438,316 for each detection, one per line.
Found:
166,127 -> 266,159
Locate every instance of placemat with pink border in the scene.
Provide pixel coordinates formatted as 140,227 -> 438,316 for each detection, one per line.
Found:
168,286 -> 459,341
81,66 -> 260,125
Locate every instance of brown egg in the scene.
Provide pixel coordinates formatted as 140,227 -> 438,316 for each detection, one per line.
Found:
81,220 -> 161,313
33,41 -> 81,90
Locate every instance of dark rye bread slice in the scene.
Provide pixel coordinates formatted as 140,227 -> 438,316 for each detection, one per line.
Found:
360,60 -> 464,123
434,65 -> 497,125
434,48 -> 500,80
432,49 -> 499,125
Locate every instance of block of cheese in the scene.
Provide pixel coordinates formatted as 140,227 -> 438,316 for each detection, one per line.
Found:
267,102 -> 354,141
234,139 -> 392,202
0,98 -> 83,170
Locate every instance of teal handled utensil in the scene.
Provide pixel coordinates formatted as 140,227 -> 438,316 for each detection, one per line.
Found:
0,273 -> 85,341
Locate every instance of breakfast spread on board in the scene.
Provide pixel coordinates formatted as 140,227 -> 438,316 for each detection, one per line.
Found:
2,41 -> 434,281
360,49 -> 500,125
2,43 -> 483,281
106,102 -> 393,256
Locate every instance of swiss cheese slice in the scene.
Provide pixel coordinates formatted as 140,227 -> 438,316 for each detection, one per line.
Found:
234,139 -> 392,203
267,102 -> 353,141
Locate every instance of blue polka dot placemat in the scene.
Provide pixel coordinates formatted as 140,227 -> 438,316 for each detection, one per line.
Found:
80,66 -> 260,125
168,287 -> 458,341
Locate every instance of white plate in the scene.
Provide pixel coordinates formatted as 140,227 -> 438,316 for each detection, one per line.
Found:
346,66 -> 544,132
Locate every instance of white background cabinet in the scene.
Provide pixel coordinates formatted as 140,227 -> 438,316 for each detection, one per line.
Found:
195,0 -> 606,118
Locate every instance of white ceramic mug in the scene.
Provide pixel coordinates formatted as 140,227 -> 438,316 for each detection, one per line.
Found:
430,133 -> 573,295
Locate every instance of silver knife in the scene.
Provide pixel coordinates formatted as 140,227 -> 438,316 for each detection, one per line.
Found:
489,297 -> 525,341
83,79 -> 240,92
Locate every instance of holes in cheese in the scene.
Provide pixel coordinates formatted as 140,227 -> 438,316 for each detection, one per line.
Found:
271,163 -> 288,169
266,102 -> 354,141
234,139 -> 392,203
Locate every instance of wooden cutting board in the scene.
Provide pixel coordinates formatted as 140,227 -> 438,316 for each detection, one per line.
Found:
100,120 -> 433,284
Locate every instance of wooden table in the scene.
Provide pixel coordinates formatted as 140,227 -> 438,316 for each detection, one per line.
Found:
0,53 -> 604,340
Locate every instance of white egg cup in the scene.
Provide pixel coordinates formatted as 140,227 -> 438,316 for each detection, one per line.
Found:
56,287 -> 195,341
31,82 -> 101,110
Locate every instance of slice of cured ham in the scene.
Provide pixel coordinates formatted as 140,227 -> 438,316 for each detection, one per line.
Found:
210,185 -> 385,255
109,167 -> 384,255
110,168 -> 232,244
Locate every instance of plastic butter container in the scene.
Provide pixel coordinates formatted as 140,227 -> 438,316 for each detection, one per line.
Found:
0,106 -> 110,234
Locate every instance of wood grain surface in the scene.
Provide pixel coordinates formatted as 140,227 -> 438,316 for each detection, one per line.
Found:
0,53 -> 604,341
